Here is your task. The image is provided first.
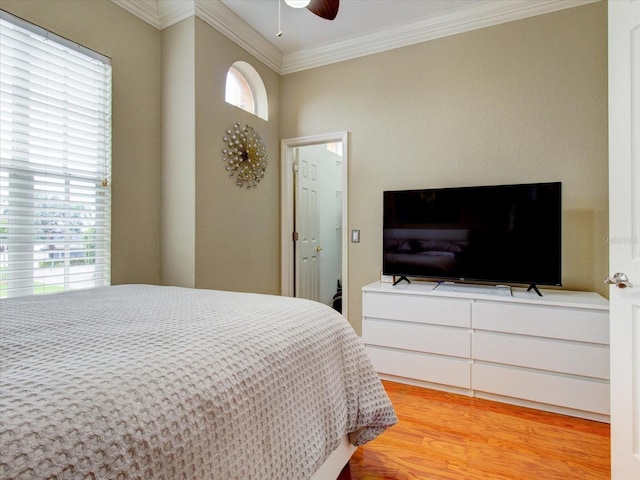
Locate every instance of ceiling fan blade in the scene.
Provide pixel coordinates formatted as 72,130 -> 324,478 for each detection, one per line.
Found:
307,0 -> 339,20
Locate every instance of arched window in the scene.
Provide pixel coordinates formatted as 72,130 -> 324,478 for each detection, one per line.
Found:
226,67 -> 254,113
225,61 -> 268,121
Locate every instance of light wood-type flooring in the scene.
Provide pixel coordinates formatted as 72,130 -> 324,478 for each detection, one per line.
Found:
348,380 -> 610,480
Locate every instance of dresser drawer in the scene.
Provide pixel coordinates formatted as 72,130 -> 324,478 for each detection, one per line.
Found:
472,363 -> 609,415
364,318 -> 470,358
473,331 -> 609,379
363,291 -> 470,327
472,301 -> 609,344
366,345 -> 471,389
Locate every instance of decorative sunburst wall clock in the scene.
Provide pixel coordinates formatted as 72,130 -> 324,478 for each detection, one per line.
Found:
221,122 -> 269,189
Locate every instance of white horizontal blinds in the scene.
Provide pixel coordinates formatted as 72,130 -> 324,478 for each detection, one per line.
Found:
0,11 -> 112,298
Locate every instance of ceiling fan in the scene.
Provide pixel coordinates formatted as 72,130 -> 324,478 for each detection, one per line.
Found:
284,0 -> 340,21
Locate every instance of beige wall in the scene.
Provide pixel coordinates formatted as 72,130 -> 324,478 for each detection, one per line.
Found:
192,18 -> 281,295
281,1 -> 608,332
0,0 -> 163,286
0,1 -> 608,334
160,17 -> 281,294
161,18 -> 196,287
0,0 -> 282,295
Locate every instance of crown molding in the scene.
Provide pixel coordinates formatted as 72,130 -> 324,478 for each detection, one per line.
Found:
110,0 -> 282,72
281,0 -> 600,74
111,0 -> 194,29
157,0 -> 195,29
110,0 -> 599,75
111,0 -> 161,28
195,1 -> 282,73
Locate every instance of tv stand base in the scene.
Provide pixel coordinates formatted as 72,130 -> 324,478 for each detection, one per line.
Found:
527,284 -> 543,297
393,275 -> 411,286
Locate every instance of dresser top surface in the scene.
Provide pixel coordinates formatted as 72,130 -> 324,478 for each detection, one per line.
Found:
362,281 -> 609,310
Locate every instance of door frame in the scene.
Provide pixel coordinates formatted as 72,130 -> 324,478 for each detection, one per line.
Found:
280,131 -> 349,319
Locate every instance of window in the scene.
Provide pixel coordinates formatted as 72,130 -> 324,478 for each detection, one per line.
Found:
0,11 -> 112,298
225,61 -> 268,120
226,67 -> 255,113
326,142 -> 343,156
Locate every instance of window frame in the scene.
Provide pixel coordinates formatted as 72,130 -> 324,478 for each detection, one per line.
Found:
224,61 -> 268,121
226,66 -> 255,113
0,11 -> 112,298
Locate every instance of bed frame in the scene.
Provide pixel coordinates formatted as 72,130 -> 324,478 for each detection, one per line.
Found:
311,436 -> 357,480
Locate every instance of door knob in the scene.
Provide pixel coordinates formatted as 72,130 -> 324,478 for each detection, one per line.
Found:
605,272 -> 633,288
316,246 -> 323,253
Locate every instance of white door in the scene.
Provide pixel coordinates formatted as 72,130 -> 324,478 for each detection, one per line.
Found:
295,149 -> 321,302
609,1 -> 640,478
280,132 -> 349,317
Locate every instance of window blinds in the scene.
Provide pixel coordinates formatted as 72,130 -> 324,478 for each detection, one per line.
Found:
0,11 -> 112,298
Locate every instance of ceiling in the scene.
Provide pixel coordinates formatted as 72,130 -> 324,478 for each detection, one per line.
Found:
111,0 -> 597,74
220,0 -> 482,55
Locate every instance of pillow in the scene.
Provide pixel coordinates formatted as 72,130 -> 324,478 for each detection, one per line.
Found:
385,240 -> 413,253
415,239 -> 463,253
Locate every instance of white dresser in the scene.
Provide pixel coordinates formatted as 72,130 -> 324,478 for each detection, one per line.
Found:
362,281 -> 610,422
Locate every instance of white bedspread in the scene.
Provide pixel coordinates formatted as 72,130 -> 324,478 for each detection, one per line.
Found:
0,285 -> 397,479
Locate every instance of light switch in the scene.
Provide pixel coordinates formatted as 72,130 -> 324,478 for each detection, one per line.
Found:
351,229 -> 360,243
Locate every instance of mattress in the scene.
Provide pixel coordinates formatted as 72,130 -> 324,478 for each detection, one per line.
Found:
0,285 -> 397,479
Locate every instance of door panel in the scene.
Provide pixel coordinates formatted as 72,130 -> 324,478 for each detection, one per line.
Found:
296,154 -> 320,302
295,144 -> 344,307
609,1 -> 640,477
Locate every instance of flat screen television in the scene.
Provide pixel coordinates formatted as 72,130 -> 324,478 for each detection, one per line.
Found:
383,182 -> 562,291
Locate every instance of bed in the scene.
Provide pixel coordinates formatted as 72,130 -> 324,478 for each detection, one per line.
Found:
0,285 -> 397,479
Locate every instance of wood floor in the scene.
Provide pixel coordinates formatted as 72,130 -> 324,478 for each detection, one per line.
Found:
348,380 -> 610,480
